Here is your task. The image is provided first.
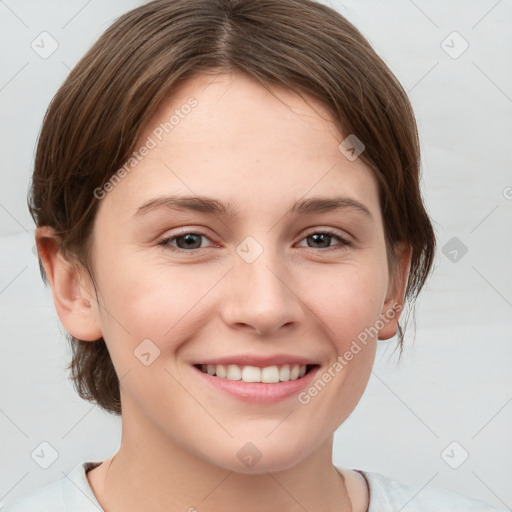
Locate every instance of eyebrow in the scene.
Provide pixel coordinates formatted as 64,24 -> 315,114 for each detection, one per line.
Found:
134,195 -> 373,221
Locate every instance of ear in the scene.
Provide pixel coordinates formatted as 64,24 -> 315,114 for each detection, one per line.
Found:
35,226 -> 103,341
378,243 -> 411,340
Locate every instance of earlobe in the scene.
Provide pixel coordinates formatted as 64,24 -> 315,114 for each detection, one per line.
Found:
35,226 -> 103,342
378,244 -> 411,340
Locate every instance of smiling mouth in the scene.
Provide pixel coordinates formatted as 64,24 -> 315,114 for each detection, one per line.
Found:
194,363 -> 317,383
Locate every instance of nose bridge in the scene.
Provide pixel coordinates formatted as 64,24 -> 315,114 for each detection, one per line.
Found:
224,235 -> 301,334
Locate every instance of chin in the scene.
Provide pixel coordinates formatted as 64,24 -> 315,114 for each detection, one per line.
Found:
204,436 -> 317,475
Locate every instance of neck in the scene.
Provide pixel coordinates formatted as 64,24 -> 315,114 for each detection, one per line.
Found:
96,406 -> 353,512
103,449 -> 352,512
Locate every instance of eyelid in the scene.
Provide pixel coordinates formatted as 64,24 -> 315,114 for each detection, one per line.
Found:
301,226 -> 352,242
158,226 -> 353,253
157,228 -> 218,252
297,228 -> 353,250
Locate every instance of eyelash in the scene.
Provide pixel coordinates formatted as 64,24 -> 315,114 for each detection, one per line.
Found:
158,229 -> 353,253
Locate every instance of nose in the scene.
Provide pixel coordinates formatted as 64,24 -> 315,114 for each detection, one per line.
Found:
220,247 -> 304,338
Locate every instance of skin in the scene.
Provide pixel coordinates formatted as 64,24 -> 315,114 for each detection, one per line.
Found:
36,71 -> 410,512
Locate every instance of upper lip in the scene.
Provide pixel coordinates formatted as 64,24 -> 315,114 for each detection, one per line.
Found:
192,354 -> 318,367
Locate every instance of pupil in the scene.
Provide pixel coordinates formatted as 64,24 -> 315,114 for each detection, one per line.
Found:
179,234 -> 201,249
310,233 -> 329,248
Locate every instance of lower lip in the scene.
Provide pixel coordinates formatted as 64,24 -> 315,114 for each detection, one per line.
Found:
193,365 -> 320,404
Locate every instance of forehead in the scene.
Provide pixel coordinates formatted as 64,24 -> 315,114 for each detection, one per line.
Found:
97,71 -> 381,223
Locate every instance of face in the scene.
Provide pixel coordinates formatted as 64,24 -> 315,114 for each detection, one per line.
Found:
57,72 -> 406,473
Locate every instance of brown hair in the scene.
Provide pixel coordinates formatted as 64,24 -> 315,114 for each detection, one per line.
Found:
29,0 -> 436,416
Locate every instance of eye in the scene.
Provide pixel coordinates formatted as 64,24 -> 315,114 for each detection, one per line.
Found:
159,232 -> 215,252
296,230 -> 353,251
158,229 -> 353,253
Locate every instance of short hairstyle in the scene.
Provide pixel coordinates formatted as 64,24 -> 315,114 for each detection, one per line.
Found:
28,0 -> 436,416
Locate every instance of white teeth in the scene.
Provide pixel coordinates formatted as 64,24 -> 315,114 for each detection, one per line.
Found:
199,363 -> 308,382
216,364 -> 227,378
261,366 -> 280,383
226,364 -> 242,380
241,366 -> 261,382
279,364 -> 290,381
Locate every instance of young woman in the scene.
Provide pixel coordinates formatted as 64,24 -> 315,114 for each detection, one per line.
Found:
1,0 -> 505,510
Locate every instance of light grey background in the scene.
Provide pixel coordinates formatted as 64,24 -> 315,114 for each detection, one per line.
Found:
1,0 -> 511,509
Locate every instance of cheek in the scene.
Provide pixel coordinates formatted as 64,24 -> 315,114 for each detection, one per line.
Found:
299,261 -> 388,346
94,238 -> 388,368
97,247 -> 388,342
94,256 -> 224,351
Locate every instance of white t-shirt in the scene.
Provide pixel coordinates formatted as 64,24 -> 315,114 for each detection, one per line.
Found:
0,462 -> 506,511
